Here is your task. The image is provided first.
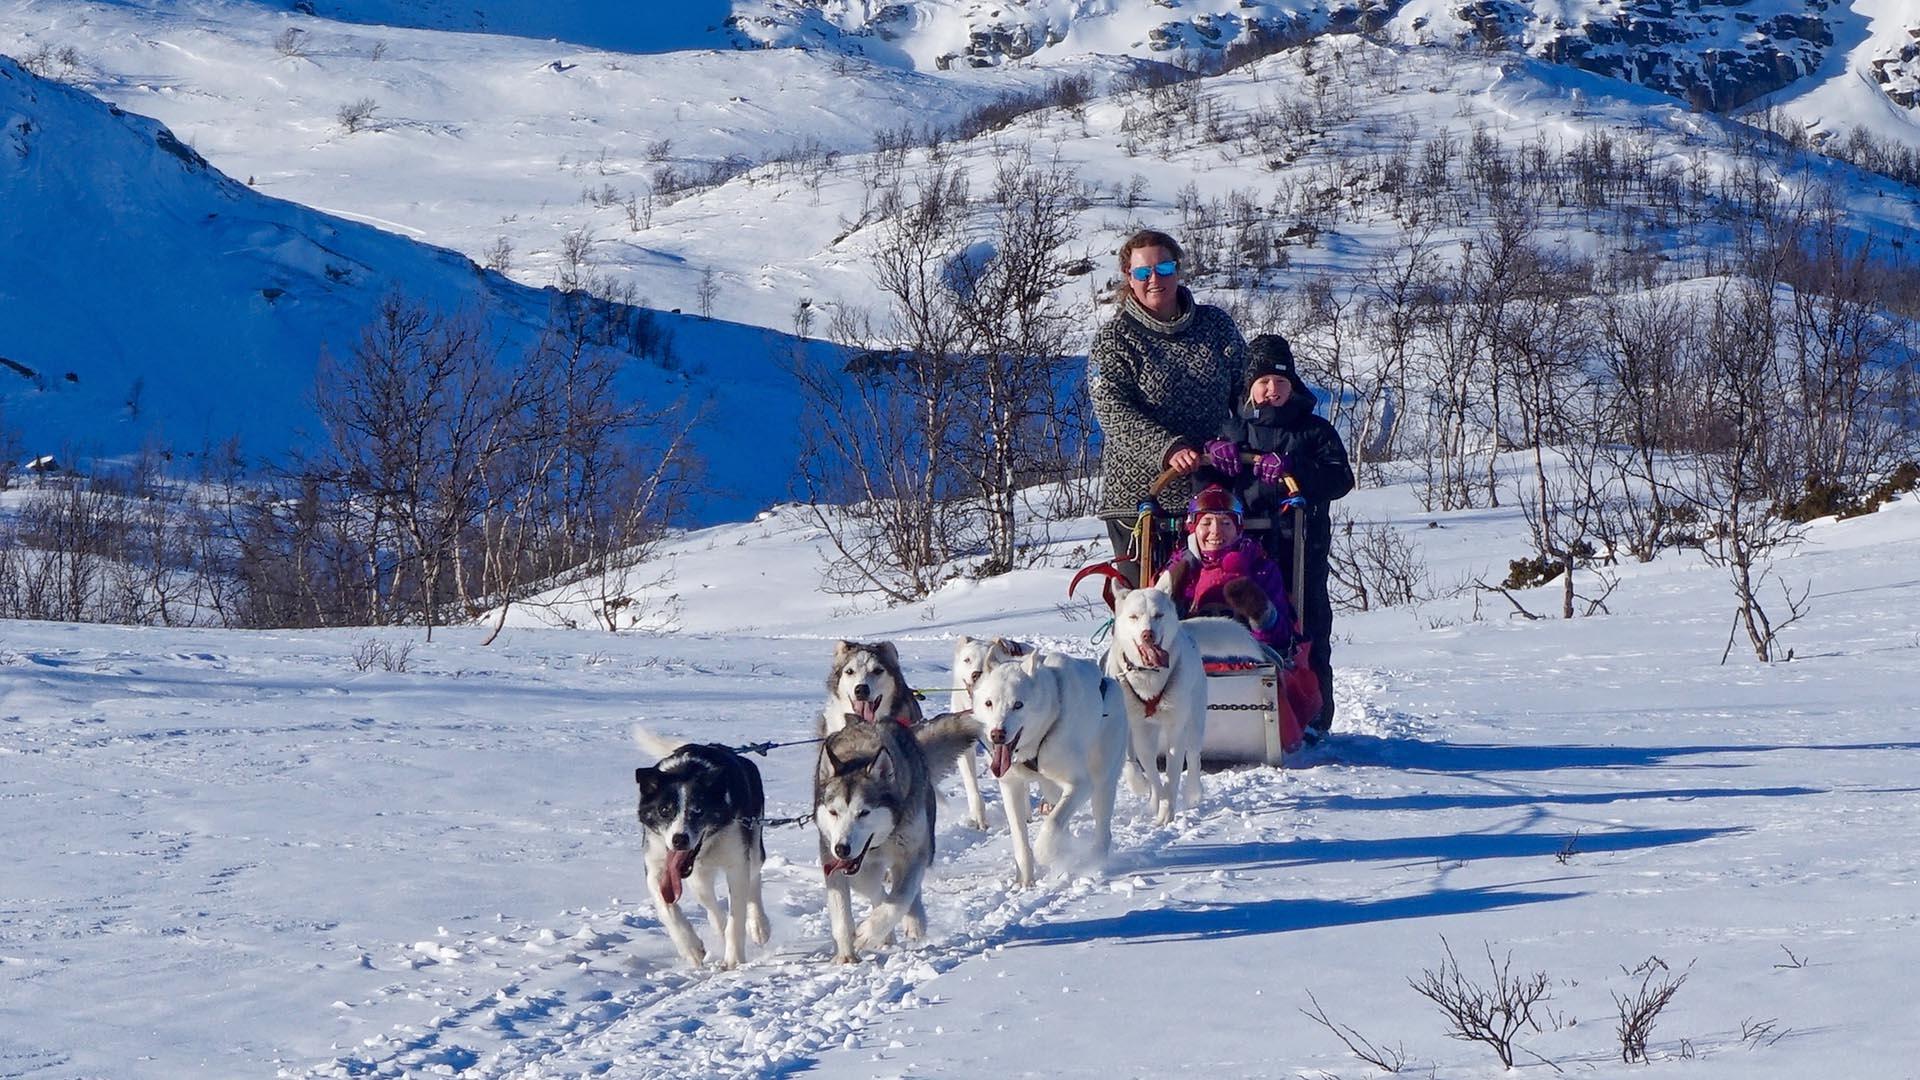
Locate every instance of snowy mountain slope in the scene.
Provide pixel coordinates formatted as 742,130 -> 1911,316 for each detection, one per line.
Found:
3,474 -> 1918,1078
0,52 -> 547,460
5,0 -> 1920,525
1748,0 -> 1920,146
0,54 -> 841,521
254,0 -> 742,55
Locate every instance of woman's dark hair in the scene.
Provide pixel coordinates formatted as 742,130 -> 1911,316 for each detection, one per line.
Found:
1112,229 -> 1184,305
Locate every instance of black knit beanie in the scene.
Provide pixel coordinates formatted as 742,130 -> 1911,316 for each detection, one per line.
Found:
1244,334 -> 1307,396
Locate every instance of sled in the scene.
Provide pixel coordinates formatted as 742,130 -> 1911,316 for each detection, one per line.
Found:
1071,463 -> 1321,767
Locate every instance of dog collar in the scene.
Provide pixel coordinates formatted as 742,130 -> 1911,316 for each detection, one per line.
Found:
1117,652 -> 1168,717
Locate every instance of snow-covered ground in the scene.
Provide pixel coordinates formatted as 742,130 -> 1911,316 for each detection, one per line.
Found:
5,471 -> 1918,1079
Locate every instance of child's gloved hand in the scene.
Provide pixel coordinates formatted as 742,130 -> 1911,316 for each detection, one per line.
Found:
1204,439 -> 1243,476
1255,452 -> 1292,487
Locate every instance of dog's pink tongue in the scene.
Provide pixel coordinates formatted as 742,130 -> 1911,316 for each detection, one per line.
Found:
822,856 -> 856,877
659,849 -> 695,904
989,742 -> 1015,778
1136,637 -> 1170,669
858,699 -> 879,724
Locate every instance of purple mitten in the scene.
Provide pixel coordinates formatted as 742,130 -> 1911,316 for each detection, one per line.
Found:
1256,452 -> 1292,487
1204,439 -> 1242,476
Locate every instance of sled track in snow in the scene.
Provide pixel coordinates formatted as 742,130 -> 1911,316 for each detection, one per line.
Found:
286,769 -> 1310,1080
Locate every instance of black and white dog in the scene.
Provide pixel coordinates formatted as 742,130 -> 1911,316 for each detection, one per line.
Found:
632,728 -> 771,969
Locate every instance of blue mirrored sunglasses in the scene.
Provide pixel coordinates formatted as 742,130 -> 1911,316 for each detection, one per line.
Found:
1129,259 -> 1179,282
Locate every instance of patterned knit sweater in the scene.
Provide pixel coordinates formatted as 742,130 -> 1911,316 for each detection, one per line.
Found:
1089,288 -> 1246,520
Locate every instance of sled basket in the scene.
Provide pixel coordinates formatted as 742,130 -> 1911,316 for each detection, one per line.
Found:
1199,653 -> 1305,767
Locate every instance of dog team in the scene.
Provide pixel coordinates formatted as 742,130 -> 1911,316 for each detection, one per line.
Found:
632,579 -> 1269,967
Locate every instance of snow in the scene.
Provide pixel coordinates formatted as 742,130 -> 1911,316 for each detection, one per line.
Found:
5,472 -> 1920,1078
7,2 -> 1920,529
5,5 -> 1920,1075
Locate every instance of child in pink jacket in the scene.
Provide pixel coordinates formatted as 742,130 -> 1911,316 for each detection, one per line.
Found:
1159,485 -> 1297,652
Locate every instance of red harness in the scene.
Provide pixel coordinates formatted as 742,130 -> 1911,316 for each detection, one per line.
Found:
1118,651 -> 1168,716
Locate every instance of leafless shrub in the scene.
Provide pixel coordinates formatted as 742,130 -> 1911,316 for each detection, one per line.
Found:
368,39 -> 388,61
1328,514 -> 1429,612
273,27 -> 306,58
350,638 -> 414,672
1408,939 -> 1553,1070
1302,990 -> 1408,1072
1614,956 -> 1689,1063
19,44 -> 85,81
694,267 -> 718,319
1554,832 -> 1580,864
336,97 -> 380,134
482,235 -> 512,274
1741,1016 -> 1790,1049
1772,945 -> 1808,969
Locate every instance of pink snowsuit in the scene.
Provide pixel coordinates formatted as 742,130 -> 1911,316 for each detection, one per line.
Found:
1163,534 -> 1297,651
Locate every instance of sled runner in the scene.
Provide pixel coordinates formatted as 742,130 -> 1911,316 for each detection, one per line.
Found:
1071,465 -> 1321,767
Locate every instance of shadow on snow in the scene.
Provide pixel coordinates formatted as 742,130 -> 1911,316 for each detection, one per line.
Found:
1003,882 -> 1575,948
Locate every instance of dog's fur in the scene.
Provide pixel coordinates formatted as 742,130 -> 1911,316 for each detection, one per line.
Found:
1105,581 -> 1253,824
971,650 -> 1128,887
814,712 -> 983,962
632,728 -> 771,969
945,636 -> 1033,828
820,640 -> 924,733
823,639 -> 988,832
949,635 -> 1030,712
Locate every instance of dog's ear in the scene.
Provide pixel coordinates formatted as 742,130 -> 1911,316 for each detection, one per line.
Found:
634,766 -> 661,799
876,641 -> 900,668
956,634 -> 978,652
867,744 -> 897,786
818,741 -> 842,780
1111,580 -> 1133,604
1020,651 -> 1040,675
994,637 -> 1026,658
833,640 -> 858,664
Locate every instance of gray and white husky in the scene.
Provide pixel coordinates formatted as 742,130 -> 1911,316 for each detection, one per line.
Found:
632,728 -> 771,969
823,639 -> 988,832
820,639 -> 923,733
971,650 -> 1129,888
813,712 -> 983,962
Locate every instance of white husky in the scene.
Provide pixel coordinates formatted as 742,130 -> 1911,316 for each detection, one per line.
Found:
946,636 -> 1032,828
971,650 -> 1128,888
1105,581 -> 1257,824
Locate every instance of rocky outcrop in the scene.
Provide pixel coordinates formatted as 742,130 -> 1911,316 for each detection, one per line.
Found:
1868,26 -> 1920,109
1463,0 -> 1836,113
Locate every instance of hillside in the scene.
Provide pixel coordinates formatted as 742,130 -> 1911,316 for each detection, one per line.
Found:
5,2 -> 1920,526
3,469 -> 1918,1077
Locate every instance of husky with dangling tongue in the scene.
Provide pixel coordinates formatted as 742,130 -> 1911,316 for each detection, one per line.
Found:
813,712 -> 982,963
633,728 -> 771,969
971,650 -> 1130,889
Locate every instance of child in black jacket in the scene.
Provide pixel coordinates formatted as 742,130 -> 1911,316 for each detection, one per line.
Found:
1200,334 -> 1354,739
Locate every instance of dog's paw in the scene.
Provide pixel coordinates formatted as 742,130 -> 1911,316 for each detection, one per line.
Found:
833,952 -> 859,965
748,908 -> 771,945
